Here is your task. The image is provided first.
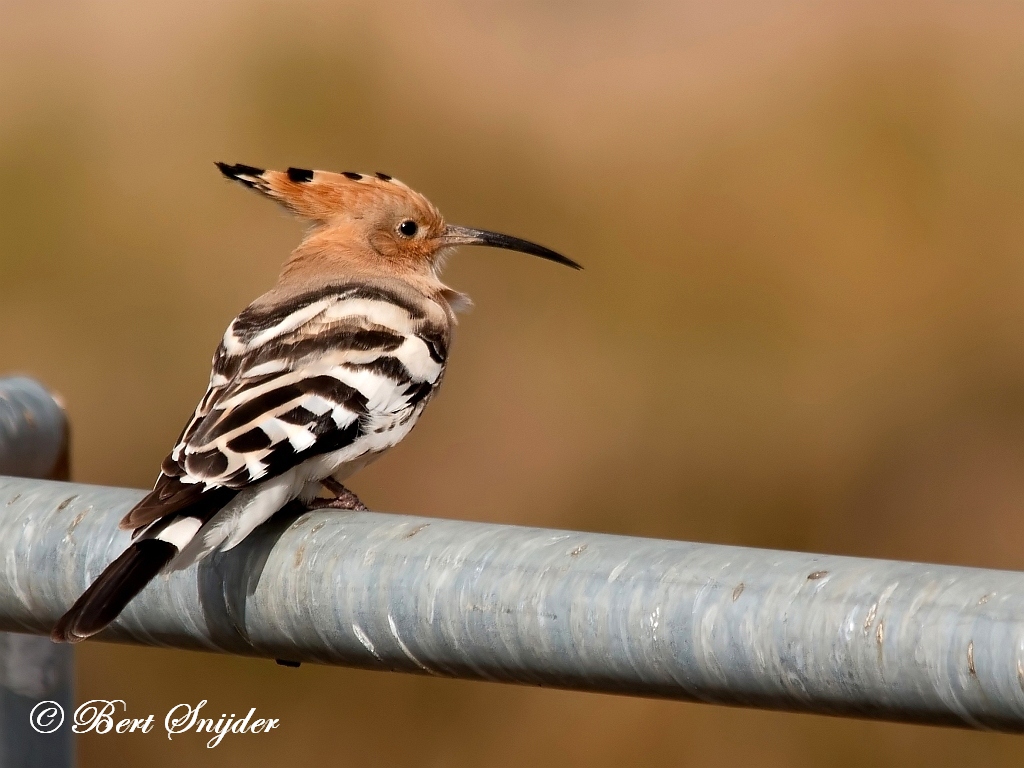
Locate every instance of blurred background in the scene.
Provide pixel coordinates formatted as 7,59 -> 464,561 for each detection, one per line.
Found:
4,0 -> 1024,764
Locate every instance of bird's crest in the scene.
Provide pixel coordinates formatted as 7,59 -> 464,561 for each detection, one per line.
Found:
215,162 -> 427,225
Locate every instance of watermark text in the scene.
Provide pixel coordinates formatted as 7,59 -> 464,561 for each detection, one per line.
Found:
31,699 -> 280,748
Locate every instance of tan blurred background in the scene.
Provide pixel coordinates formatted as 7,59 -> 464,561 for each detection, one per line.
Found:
4,0 -> 1024,764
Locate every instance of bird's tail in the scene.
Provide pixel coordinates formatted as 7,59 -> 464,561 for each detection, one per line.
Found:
50,539 -> 177,643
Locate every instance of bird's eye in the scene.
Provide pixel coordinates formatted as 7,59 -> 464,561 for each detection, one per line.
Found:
398,220 -> 419,237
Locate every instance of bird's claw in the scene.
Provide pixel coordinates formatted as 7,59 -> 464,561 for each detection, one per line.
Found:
310,478 -> 369,511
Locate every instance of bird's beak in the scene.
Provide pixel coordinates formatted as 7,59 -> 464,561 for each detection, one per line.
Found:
440,225 -> 582,270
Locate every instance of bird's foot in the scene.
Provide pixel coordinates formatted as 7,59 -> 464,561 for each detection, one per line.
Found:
309,478 -> 369,511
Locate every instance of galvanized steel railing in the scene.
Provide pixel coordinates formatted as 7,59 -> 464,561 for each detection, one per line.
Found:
1,376 -> 1024,734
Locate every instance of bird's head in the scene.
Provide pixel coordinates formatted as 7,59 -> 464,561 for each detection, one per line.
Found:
215,163 -> 580,283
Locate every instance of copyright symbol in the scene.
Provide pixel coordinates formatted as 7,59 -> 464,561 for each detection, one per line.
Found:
29,701 -> 64,734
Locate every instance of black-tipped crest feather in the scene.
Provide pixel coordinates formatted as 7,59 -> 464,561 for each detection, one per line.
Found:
216,162 -> 265,187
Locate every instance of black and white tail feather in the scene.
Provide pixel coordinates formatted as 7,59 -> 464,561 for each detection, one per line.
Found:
52,160 -> 576,644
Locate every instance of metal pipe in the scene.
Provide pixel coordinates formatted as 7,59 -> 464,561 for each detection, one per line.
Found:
0,474 -> 1022,731
0,377 -> 67,480
0,378 -> 73,768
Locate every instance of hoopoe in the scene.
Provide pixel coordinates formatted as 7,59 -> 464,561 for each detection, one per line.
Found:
52,163 -> 579,643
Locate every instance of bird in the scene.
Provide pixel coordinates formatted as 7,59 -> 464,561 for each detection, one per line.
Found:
51,163 -> 580,644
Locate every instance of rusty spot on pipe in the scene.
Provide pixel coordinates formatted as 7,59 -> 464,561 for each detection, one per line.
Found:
732,583 -> 745,601
67,510 -> 87,533
807,570 -> 828,580
968,641 -> 977,677
404,523 -> 429,540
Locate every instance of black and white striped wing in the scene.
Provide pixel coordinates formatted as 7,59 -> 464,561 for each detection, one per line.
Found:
121,284 -> 448,532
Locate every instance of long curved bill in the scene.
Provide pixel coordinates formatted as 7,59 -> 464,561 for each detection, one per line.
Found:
441,225 -> 582,270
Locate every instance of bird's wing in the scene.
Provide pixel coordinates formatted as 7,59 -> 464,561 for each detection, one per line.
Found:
120,283 -> 449,532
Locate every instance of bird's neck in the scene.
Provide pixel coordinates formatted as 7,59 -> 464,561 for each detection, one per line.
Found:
275,238 -> 464,323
